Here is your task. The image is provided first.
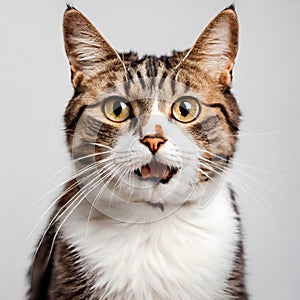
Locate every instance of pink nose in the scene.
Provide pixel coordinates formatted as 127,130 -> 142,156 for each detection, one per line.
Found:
141,136 -> 166,154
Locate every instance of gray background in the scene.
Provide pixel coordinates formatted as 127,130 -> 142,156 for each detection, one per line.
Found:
1,0 -> 299,299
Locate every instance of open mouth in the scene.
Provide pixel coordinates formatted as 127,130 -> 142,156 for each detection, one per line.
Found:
134,160 -> 178,184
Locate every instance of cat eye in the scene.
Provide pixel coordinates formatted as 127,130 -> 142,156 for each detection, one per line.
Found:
172,96 -> 200,123
103,96 -> 131,122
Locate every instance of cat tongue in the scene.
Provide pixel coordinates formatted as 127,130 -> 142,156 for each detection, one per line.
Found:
141,164 -> 152,177
141,161 -> 169,179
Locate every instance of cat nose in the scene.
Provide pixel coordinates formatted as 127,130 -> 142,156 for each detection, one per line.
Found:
140,136 -> 166,154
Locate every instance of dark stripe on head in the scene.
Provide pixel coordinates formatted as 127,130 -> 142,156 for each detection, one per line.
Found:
96,122 -> 119,145
159,55 -> 172,70
171,78 -> 176,96
184,80 -> 190,93
158,71 -> 168,90
127,70 -> 133,80
201,102 -> 239,132
209,103 -> 239,132
65,105 -> 88,131
146,57 -> 158,78
123,75 -> 130,95
136,71 -> 146,89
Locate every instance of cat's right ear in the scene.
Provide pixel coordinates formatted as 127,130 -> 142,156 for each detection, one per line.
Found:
63,7 -> 125,86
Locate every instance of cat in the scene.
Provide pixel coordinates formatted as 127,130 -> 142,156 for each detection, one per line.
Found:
28,4 -> 249,300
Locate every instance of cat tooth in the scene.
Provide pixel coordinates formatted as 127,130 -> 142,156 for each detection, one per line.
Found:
162,166 -> 170,180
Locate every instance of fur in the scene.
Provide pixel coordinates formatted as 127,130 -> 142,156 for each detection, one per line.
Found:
62,178 -> 239,300
28,5 -> 249,300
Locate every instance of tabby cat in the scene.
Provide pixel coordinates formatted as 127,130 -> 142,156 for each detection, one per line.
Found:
29,5 -> 249,300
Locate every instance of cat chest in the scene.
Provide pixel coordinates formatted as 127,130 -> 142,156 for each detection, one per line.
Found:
63,205 -> 238,300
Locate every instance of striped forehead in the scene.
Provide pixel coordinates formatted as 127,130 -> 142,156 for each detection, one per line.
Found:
120,57 -> 182,116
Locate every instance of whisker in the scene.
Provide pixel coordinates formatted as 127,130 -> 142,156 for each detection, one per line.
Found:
127,171 -> 135,203
112,167 -> 128,194
72,150 -> 112,161
28,162 -> 115,238
231,168 -> 288,206
200,154 -> 288,207
198,160 -> 223,176
20,157 -> 114,218
47,179 -> 104,271
224,129 -> 283,137
100,166 -> 125,210
227,173 -> 272,216
31,169 -> 114,283
198,168 -> 218,183
23,162 -> 99,223
198,158 -> 287,221
200,149 -> 287,176
227,170 -> 287,223
30,162 -> 114,253
199,161 -> 273,216
88,142 -> 112,150
85,165 -> 124,237
39,151 -> 112,190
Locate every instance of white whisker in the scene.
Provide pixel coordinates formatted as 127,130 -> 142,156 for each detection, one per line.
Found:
224,129 -> 283,137
201,149 -> 287,176
88,142 -> 112,150
198,157 -> 287,221
19,155 -> 113,218
85,165 -> 124,237
31,162 -> 115,260
27,162 -> 115,238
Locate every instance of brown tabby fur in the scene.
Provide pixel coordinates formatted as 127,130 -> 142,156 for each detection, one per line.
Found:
28,5 -> 249,299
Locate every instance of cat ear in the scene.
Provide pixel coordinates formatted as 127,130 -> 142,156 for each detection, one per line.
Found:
176,6 -> 239,86
63,7 -> 126,84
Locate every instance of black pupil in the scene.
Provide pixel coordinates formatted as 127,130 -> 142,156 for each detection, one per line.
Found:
179,101 -> 191,117
113,101 -> 123,116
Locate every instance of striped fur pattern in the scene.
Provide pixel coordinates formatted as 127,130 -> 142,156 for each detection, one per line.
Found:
29,5 -> 249,299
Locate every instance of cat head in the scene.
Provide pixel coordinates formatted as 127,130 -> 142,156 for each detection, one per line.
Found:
63,6 -> 240,221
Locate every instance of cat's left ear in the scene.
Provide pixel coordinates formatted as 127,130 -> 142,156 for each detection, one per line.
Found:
63,7 -> 126,85
176,6 -> 238,87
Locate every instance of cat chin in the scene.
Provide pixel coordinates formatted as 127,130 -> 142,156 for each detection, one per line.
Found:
76,170 -> 223,224
122,170 -> 193,200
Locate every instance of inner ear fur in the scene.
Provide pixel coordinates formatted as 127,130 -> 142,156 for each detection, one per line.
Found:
177,7 -> 239,87
63,7 -> 125,85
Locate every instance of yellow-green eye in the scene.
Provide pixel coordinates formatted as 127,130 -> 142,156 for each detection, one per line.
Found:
103,96 -> 131,122
172,96 -> 200,123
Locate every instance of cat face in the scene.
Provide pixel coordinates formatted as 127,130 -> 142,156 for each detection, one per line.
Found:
63,7 -> 240,220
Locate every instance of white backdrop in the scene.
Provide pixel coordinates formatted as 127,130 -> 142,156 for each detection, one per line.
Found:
1,0 -> 299,299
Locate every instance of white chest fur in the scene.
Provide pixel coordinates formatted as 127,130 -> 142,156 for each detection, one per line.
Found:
62,181 -> 239,300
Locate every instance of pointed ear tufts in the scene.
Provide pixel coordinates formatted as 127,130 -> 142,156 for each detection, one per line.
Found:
224,4 -> 236,12
65,3 -> 76,12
